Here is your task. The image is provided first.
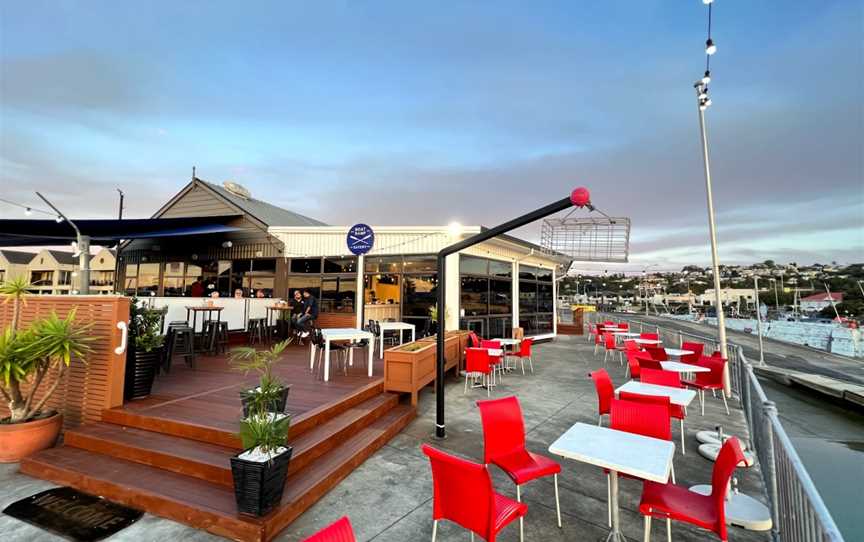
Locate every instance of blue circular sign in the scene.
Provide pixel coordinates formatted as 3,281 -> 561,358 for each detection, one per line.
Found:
347,223 -> 374,255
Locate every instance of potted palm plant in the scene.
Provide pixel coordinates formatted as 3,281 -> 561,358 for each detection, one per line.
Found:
124,299 -> 165,400
230,408 -> 292,516
229,340 -> 291,417
0,277 -> 93,462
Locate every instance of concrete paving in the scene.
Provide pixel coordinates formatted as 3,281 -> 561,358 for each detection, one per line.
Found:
1,335 -> 771,541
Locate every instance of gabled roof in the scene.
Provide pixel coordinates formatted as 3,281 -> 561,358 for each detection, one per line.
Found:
47,250 -> 78,265
197,179 -> 327,227
0,249 -> 35,265
801,292 -> 843,302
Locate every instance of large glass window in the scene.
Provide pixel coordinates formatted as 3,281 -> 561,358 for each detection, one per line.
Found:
321,277 -> 356,313
137,263 -> 160,296
518,264 -> 554,335
365,256 -> 402,274
291,258 -> 322,274
287,256 -> 356,312
163,261 -> 185,296
459,256 -> 513,337
287,276 -> 321,301
402,275 -> 437,318
58,270 -> 72,286
324,257 -> 356,274
30,270 -> 54,287
365,274 -> 400,305
123,264 -> 137,295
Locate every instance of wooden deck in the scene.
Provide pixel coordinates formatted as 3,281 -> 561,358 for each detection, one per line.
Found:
21,343 -> 415,542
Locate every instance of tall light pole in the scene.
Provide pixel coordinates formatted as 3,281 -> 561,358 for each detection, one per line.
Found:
37,192 -> 90,295
754,276 -> 765,364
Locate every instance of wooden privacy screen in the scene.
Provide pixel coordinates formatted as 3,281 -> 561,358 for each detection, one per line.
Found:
0,295 -> 130,430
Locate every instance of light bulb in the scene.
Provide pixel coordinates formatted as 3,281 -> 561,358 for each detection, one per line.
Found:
705,39 -> 717,55
25,207 -> 32,216
702,71 -> 711,85
447,222 -> 462,237
702,0 -> 713,4
698,89 -> 709,100
55,215 -> 63,223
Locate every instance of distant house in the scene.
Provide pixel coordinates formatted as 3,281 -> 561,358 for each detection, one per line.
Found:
800,292 -> 843,313
0,249 -> 34,283
28,250 -> 79,295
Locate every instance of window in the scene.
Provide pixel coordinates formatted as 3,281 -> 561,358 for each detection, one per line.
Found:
365,274 -> 400,305
124,264 -> 138,295
460,276 -> 488,316
290,258 -> 321,274
90,270 -> 114,287
402,275 -> 437,318
364,256 -> 402,274
163,262 -> 185,296
287,276 -> 321,301
518,264 -> 554,335
459,256 -> 513,336
403,256 -> 437,273
460,256 -> 488,276
490,279 -> 511,314
324,257 -> 356,274
58,270 -> 72,286
519,280 -> 538,314
489,260 -> 512,278
137,263 -> 160,295
30,270 -> 54,287
321,277 -> 356,313
184,264 -> 203,296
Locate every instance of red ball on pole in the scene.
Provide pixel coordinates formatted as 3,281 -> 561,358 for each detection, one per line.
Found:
570,187 -> 591,207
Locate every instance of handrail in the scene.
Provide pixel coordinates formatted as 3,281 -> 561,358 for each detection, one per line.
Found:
593,314 -> 845,541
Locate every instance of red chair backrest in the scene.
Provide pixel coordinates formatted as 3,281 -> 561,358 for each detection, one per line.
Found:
623,339 -> 639,352
645,346 -> 668,361
635,353 -> 663,371
421,444 -> 496,540
640,368 -> 682,388
680,341 -> 704,364
590,369 -> 615,416
518,337 -> 533,357
466,347 -> 491,374
618,322 -> 629,331
468,331 -> 482,348
604,333 -> 617,350
610,398 -> 671,441
477,396 -> 526,464
640,332 -> 659,340
302,516 -> 356,542
710,438 -> 746,539
695,356 -> 726,387
625,351 -> 642,378
604,320 -> 615,326
480,339 -> 501,349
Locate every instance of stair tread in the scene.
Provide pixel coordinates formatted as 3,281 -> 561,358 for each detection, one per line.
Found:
22,404 -> 414,520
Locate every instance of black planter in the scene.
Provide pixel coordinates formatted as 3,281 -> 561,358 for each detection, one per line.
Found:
240,385 -> 291,418
230,446 -> 293,516
124,346 -> 163,401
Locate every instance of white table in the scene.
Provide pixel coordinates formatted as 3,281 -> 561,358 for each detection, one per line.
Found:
494,338 -> 522,346
377,321 -> 416,358
615,381 -> 697,407
609,331 -> 640,337
310,328 -> 375,382
660,361 -> 710,373
664,348 -> 694,358
549,422 -> 674,542
633,338 -> 662,345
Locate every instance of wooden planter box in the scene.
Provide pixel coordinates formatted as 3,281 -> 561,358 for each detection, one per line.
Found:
384,331 -> 471,406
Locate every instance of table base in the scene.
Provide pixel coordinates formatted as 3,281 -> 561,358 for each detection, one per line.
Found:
689,485 -> 773,531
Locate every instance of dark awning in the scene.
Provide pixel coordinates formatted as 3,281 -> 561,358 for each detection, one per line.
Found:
0,216 -> 243,247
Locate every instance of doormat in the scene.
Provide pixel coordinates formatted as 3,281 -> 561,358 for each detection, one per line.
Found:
2,486 -> 143,542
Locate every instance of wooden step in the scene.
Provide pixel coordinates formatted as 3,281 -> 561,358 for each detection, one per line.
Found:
65,393 -> 401,486
20,405 -> 415,542
101,380 -> 385,448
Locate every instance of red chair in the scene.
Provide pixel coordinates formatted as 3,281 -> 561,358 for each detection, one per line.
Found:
625,351 -> 643,380
639,437 -> 746,541
621,390 -> 688,454
468,331 -> 482,348
645,346 -> 668,361
465,347 -> 493,396
636,352 -> 663,371
421,444 -> 527,542
593,326 -> 605,356
481,339 -> 505,383
618,322 -> 629,331
602,332 -> 620,364
680,341 -> 704,364
640,332 -> 659,340
640,368 -> 682,388
509,337 -> 534,374
301,516 -> 356,542
682,356 -> 730,415
589,369 -> 614,426
477,396 -> 562,537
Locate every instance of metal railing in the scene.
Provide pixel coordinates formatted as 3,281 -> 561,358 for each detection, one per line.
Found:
588,314 -> 845,542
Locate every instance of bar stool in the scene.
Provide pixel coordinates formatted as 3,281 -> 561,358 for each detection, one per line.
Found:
214,321 -> 229,354
164,325 -> 195,372
248,318 -> 267,344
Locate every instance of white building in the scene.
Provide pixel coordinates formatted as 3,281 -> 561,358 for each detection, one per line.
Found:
0,250 -> 32,283
800,292 -> 843,313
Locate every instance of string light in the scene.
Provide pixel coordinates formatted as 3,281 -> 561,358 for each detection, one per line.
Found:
0,197 -> 56,217
694,0 -> 716,111
25,207 -> 32,216
701,70 -> 711,85
705,38 -> 717,55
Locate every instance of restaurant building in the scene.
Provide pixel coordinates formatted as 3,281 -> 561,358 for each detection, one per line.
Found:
119,179 -> 569,339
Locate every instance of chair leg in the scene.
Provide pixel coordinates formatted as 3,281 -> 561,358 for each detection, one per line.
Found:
431,519 -> 437,542
470,532 -> 474,542
700,389 -> 705,416
671,462 -> 676,484
644,515 -> 652,542
516,485 -> 524,542
554,473 -> 562,528
722,392 -> 730,415
528,355 -> 534,373
666,518 -> 672,542
680,419 -> 686,455
464,373 -> 469,394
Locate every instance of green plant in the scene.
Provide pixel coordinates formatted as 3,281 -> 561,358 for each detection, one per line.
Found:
238,412 -> 290,455
230,340 -> 289,414
0,308 -> 94,424
129,299 -> 165,352
0,277 -> 31,332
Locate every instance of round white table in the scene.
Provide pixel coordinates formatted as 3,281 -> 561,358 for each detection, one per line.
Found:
690,485 -> 772,531
664,348 -> 694,358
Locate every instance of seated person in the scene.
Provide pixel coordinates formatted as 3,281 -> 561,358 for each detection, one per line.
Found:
294,289 -> 319,337
288,290 -> 305,334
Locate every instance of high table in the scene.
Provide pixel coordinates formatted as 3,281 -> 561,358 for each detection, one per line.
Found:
549,422 -> 675,542
615,381 -> 696,408
266,305 -> 293,339
659,361 -> 710,373
310,328 -> 375,382
377,321 -> 415,358
185,305 -> 223,354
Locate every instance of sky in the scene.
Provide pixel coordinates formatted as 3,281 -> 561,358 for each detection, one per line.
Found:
1,1 -> 862,273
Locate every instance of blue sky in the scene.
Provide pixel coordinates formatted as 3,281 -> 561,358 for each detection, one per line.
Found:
1,1 -> 862,270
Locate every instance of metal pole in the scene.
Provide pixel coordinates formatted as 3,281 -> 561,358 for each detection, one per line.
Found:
434,195 -> 574,438
114,188 -> 124,294
761,400 -> 780,542
36,192 -> 91,295
754,276 -> 765,364
695,85 -> 729,395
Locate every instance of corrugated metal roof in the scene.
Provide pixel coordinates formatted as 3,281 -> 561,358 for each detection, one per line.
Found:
200,180 -> 328,227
